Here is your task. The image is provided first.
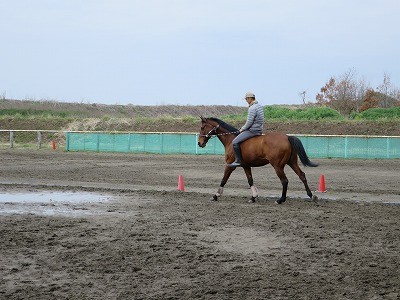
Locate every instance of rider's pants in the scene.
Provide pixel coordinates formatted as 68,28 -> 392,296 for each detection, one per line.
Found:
232,130 -> 260,146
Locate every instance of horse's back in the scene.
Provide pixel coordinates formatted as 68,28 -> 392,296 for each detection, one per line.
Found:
247,131 -> 289,147
241,132 -> 291,165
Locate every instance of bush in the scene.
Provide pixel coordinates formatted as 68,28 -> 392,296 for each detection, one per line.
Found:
0,108 -> 72,118
263,106 -> 343,120
353,107 -> 400,120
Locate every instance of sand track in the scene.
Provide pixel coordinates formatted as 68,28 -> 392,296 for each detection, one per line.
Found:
1,150 -> 399,299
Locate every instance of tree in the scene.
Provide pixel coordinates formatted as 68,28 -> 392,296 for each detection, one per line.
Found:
359,89 -> 380,112
299,90 -> 308,105
316,69 -> 365,116
316,77 -> 336,105
376,73 -> 400,107
317,70 -> 400,115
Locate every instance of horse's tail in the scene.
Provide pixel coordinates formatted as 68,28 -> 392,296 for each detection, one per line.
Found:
288,136 -> 318,167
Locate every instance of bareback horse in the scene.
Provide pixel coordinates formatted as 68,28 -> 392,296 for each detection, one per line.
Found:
197,117 -> 318,204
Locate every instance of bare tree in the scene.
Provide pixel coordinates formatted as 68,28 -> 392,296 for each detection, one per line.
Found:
299,90 -> 307,105
377,73 -> 391,108
316,69 -> 372,115
355,77 -> 369,112
376,73 -> 400,106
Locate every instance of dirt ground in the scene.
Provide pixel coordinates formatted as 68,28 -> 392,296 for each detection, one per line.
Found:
0,149 -> 399,299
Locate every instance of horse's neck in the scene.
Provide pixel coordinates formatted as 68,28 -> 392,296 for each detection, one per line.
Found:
217,132 -> 235,148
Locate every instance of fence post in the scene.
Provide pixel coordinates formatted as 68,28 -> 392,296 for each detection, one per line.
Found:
96,133 -> 100,152
195,134 -> 199,154
65,132 -> 70,151
386,137 -> 390,159
160,133 -> 164,154
9,131 -> 14,148
37,131 -> 42,149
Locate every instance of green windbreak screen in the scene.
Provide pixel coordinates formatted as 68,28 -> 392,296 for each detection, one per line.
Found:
297,136 -> 400,159
66,132 -> 400,159
66,132 -> 225,155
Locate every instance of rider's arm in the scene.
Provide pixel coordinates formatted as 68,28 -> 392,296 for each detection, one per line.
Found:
241,106 -> 256,131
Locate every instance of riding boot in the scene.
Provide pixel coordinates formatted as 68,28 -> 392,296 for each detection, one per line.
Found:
228,144 -> 242,167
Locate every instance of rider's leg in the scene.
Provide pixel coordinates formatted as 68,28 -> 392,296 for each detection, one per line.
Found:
228,131 -> 256,167
228,143 -> 243,167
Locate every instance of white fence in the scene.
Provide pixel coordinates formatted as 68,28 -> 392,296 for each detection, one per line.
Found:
0,130 -> 65,150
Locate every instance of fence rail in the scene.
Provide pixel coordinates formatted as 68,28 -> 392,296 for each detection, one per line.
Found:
0,130 -> 65,150
65,131 -> 400,159
1,130 -> 399,159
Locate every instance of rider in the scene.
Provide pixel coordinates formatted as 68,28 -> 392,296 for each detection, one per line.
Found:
228,92 -> 264,167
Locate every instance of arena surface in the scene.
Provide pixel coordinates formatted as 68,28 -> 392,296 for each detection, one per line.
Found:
0,149 -> 399,299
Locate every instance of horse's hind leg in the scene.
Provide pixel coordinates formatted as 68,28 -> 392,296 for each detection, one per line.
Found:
273,165 -> 289,204
243,167 -> 258,203
212,165 -> 235,201
289,161 -> 315,200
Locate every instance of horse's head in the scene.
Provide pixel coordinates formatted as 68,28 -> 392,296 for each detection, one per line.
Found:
197,116 -> 220,148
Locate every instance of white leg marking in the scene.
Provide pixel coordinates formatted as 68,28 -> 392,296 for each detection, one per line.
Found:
251,186 -> 258,198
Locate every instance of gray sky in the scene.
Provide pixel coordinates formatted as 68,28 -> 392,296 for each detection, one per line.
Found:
1,0 -> 399,106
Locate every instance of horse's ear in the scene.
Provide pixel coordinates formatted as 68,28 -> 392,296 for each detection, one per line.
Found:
200,116 -> 206,122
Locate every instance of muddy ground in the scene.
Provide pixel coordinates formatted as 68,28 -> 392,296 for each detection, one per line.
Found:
0,149 -> 399,299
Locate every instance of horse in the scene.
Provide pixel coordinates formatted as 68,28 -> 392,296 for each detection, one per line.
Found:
197,116 -> 318,204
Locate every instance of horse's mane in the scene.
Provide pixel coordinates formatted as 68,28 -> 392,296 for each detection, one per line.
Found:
208,117 -> 239,135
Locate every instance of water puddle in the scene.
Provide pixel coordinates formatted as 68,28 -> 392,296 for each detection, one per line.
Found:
0,191 -> 113,216
382,202 -> 400,206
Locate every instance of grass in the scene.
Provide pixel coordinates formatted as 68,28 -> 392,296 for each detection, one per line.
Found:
0,108 -> 77,118
1,99 -> 399,135
224,106 -> 400,122
351,106 -> 400,120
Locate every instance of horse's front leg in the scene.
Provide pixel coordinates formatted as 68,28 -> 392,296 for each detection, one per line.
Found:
243,167 -> 258,203
212,165 -> 235,201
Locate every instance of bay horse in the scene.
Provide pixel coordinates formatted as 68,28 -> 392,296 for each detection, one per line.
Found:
197,117 -> 318,204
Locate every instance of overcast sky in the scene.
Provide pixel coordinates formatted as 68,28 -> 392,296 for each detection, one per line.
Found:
1,1 -> 399,106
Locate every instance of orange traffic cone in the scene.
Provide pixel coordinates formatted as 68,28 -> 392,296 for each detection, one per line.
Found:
318,174 -> 327,193
52,140 -> 57,150
177,175 -> 185,192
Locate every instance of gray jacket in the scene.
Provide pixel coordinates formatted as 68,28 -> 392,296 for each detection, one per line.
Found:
240,100 -> 264,134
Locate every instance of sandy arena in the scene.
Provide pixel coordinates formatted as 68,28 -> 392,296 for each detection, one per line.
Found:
0,149 -> 399,299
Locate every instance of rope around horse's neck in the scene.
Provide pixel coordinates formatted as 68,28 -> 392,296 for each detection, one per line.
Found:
199,130 -> 239,138
214,130 -> 240,136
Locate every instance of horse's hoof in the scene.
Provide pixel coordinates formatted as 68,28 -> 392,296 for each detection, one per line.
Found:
248,197 -> 256,203
275,198 -> 286,204
211,195 -> 218,202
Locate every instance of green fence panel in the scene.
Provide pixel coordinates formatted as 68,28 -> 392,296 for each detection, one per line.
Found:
144,134 -> 162,153
348,137 -> 366,158
366,137 -> 387,159
327,137 -> 346,158
180,134 -> 197,154
68,132 -> 88,151
388,137 -> 400,159
161,134 -> 184,153
98,134 -> 114,152
298,136 -> 329,158
129,133 -> 146,152
66,132 -> 400,159
196,137 -> 225,155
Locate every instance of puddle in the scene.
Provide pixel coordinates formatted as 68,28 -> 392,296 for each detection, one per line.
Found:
382,202 -> 400,206
0,191 -> 113,216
